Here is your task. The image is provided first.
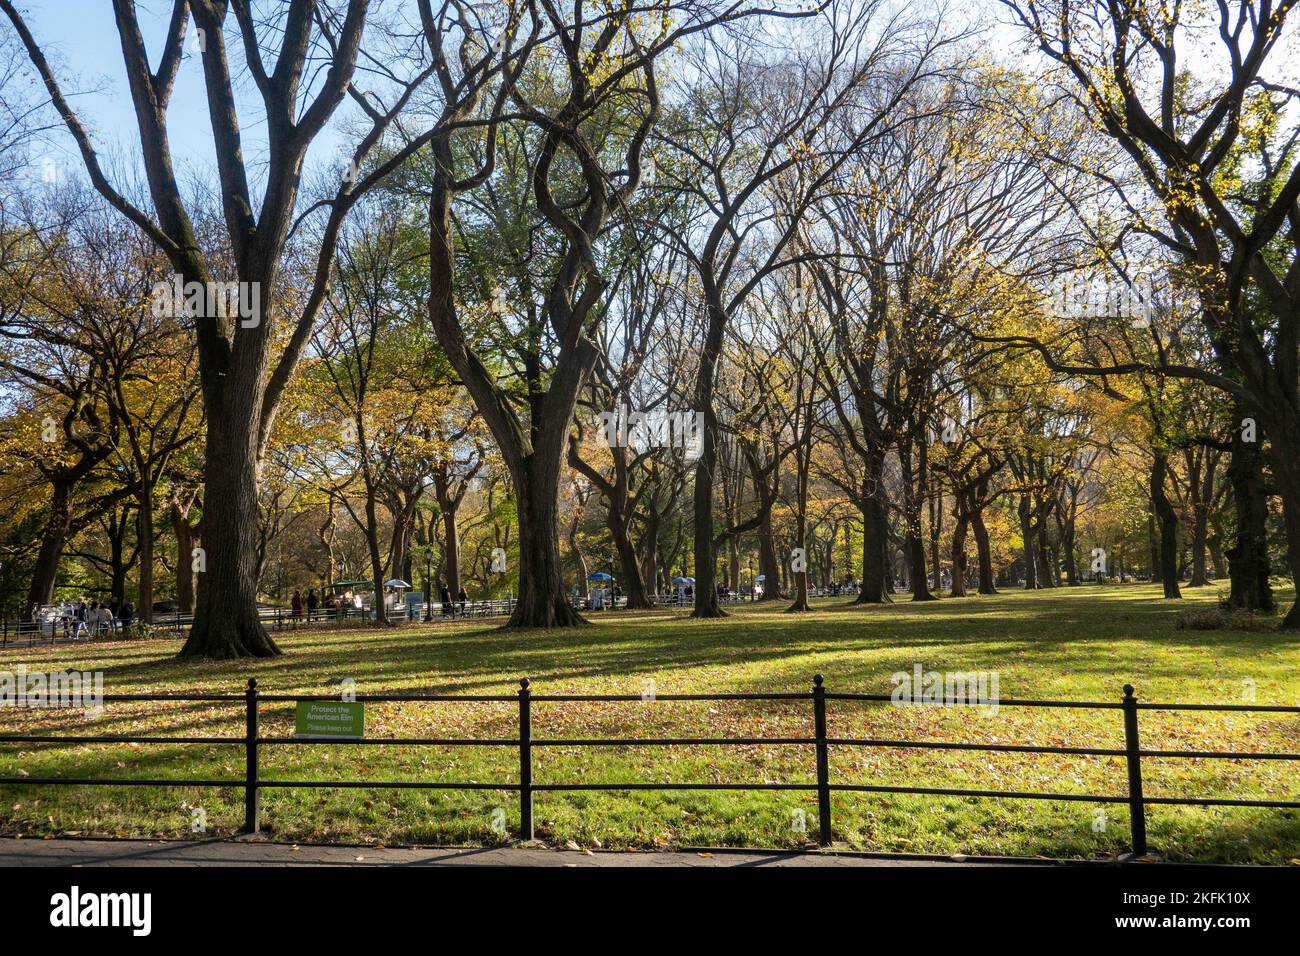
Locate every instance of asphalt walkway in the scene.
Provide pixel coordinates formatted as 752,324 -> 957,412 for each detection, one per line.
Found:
0,837 -> 1040,867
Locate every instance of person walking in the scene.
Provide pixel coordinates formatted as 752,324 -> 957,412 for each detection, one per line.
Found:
439,585 -> 451,617
457,587 -> 468,616
306,588 -> 319,622
291,589 -> 304,624
72,599 -> 88,641
119,600 -> 134,635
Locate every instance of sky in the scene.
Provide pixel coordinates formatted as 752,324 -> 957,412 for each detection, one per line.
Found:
15,0 -> 1013,183
18,1 -> 348,197
13,1 -> 1297,202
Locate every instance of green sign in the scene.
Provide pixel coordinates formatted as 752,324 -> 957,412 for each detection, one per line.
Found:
295,701 -> 364,739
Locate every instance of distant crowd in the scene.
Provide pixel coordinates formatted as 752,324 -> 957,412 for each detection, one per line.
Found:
49,597 -> 137,640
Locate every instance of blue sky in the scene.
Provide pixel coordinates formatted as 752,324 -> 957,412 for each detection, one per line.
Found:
20,1 -> 347,198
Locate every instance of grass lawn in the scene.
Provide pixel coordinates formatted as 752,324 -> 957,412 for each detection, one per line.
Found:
2,584 -> 1298,863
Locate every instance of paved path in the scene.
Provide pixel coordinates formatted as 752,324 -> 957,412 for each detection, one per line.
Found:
0,837 -> 1044,867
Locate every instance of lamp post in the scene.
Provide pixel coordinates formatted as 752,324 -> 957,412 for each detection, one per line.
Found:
423,547 -> 433,623
748,558 -> 754,602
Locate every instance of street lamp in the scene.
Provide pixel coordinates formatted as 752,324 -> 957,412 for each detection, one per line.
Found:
748,557 -> 754,603
423,547 -> 433,622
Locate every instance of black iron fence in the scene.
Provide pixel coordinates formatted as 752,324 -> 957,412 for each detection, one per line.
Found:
1,594 -> 704,647
0,599 -> 528,647
1,677 -> 1296,857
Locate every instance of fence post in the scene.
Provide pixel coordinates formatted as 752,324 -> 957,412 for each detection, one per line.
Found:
1121,683 -> 1147,857
244,678 -> 260,834
518,678 -> 534,841
812,674 -> 833,846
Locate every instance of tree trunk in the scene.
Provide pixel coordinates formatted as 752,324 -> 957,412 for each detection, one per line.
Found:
510,454 -> 585,628
857,484 -> 890,603
610,509 -> 650,609
1061,515 -> 1078,586
637,512 -> 656,598
180,403 -> 281,659
971,504 -> 997,594
1263,410 -> 1300,627
785,438 -> 811,613
1276,460 -> 1300,629
570,517 -> 589,600
1225,407 -> 1274,612
729,537 -> 740,593
107,508 -> 132,600
1038,535 -> 1056,587
1036,498 -> 1056,587
1188,507 -> 1209,587
906,526 -> 932,600
691,286 -> 727,618
902,445 -> 934,601
24,480 -> 75,619
929,491 -> 942,593
1018,494 -> 1038,590
950,495 -> 969,598
136,492 -> 154,624
170,498 -> 195,614
1209,515 -> 1227,579
755,509 -> 782,601
1150,452 -> 1182,600
1147,510 -> 1161,584
442,505 -> 462,598
1186,451 -> 1209,587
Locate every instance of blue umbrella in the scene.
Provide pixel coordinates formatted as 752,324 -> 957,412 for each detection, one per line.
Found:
587,571 -> 614,581
671,576 -> 692,585
755,574 -> 766,582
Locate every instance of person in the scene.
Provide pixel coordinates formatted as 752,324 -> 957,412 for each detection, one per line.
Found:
291,589 -> 304,623
440,585 -> 452,617
306,588 -> 319,622
96,602 -> 113,637
457,587 -> 467,615
72,599 -> 88,641
120,600 -> 134,634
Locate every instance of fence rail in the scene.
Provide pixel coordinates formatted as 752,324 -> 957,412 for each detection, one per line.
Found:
1,677 -> 1297,856
0,594 -> 712,647
0,600 -> 527,647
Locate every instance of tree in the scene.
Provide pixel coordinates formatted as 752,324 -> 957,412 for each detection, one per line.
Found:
426,0 -> 779,626
662,1 -> 954,616
1000,0 -> 1300,625
2,0 -> 444,655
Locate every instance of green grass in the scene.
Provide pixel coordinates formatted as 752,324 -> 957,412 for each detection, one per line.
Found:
2,584 -> 1298,863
